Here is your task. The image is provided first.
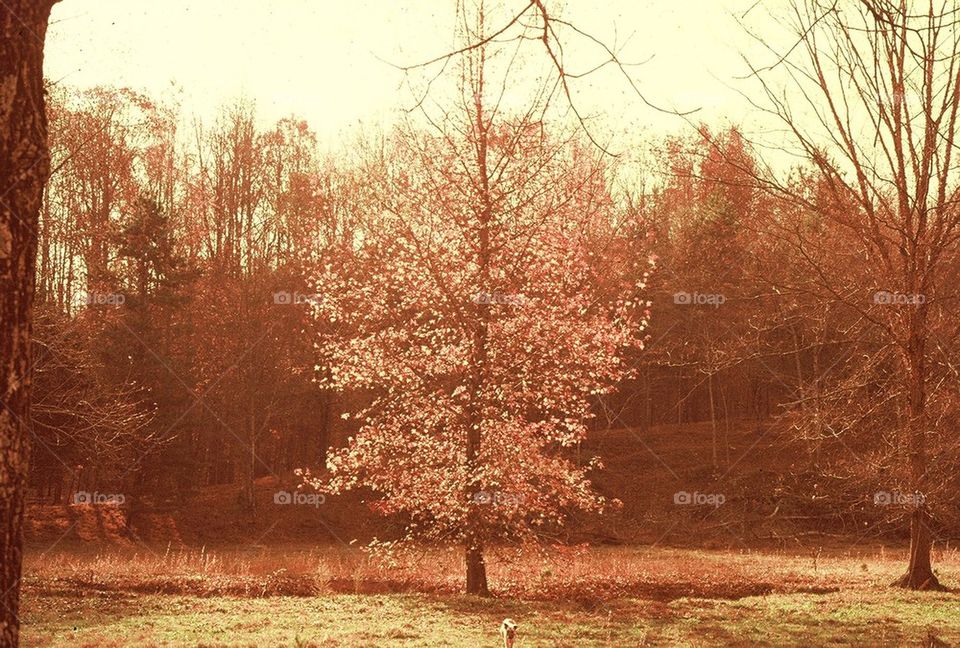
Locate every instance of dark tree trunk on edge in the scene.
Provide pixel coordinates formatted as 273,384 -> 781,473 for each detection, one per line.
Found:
1,2 -> 57,645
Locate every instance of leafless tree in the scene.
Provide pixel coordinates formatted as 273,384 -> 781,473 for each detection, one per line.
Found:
397,0 -> 694,154
740,0 -> 960,590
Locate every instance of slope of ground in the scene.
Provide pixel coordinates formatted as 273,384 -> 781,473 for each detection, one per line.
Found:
23,419 -> 903,549
580,420 -> 816,546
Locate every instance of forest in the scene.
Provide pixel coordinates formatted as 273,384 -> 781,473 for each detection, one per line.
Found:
3,0 -> 960,646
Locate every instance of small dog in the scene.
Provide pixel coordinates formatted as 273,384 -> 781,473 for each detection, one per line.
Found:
500,618 -> 518,647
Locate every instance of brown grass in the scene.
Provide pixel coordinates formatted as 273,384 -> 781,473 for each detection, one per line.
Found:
20,544 -> 960,647
23,542 -> 958,601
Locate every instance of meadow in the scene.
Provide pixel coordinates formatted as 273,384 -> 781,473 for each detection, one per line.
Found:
19,543 -> 960,647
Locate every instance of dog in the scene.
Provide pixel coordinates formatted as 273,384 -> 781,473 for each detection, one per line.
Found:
500,618 -> 518,647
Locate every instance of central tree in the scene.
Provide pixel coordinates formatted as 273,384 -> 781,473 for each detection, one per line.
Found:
306,6 -> 650,595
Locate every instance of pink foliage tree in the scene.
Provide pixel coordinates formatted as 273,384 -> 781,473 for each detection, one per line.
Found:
304,20 -> 652,595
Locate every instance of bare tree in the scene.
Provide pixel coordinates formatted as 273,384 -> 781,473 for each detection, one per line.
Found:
398,0 -> 693,154
741,0 -> 960,590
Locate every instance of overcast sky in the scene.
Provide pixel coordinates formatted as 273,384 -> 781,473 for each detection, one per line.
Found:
45,1 -> 785,150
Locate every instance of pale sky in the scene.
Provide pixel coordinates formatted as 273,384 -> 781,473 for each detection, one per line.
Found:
45,0 -> 780,150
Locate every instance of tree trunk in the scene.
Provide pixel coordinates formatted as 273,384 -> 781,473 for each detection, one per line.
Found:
720,382 -> 731,467
236,419 -> 255,515
642,368 -> 651,431
1,2 -> 57,645
676,371 -> 683,425
707,371 -> 718,470
460,27 -> 493,598
894,506 -> 941,590
893,305 -> 943,591
465,541 -> 489,596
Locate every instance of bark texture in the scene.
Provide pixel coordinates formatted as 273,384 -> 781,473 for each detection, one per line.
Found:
1,2 -> 56,645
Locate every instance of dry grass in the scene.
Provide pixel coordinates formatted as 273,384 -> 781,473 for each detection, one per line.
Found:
19,543 -> 960,646
22,541 -> 960,600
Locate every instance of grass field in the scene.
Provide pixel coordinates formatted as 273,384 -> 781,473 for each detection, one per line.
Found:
18,543 -> 960,646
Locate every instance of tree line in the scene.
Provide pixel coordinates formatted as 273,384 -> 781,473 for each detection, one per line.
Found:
30,57 -> 960,593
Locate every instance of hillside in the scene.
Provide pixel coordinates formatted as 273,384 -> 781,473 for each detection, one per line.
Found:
26,420 -> 842,549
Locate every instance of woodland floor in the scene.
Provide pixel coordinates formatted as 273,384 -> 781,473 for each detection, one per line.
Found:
18,544 -> 960,647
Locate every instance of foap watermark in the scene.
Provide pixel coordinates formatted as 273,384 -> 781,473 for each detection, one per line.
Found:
874,490 -> 926,506
674,491 -> 725,507
473,291 -> 525,306
673,291 -> 726,308
85,292 -> 126,306
873,291 -> 926,306
273,490 -> 325,507
472,490 -> 525,507
273,290 -> 320,306
72,491 -> 126,506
